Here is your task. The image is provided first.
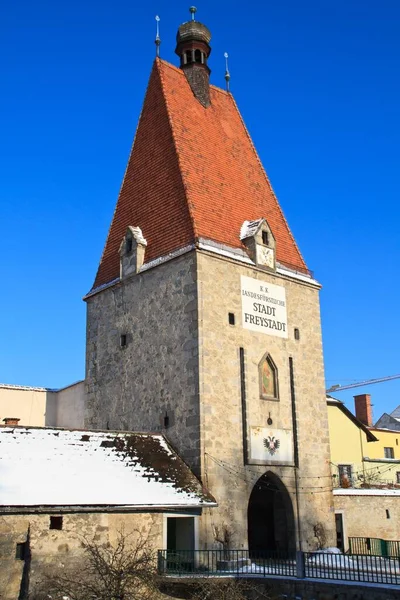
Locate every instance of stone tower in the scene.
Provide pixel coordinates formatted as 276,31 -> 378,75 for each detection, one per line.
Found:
85,9 -> 335,552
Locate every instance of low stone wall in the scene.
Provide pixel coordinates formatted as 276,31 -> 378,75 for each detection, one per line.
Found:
0,512 -> 162,600
161,577 -> 400,600
334,490 -> 400,541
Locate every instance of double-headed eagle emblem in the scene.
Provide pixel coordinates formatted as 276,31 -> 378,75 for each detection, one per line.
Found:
263,435 -> 280,455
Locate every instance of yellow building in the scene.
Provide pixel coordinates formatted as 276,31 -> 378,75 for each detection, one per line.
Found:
328,394 -> 400,488
327,396 -> 377,489
328,394 -> 400,548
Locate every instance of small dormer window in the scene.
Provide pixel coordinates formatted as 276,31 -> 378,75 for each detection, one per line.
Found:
240,218 -> 276,270
126,237 -> 133,253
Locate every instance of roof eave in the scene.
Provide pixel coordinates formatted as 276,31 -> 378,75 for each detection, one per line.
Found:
327,398 -> 378,442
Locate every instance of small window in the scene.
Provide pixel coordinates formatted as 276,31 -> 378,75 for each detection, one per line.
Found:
262,231 -> 269,245
338,465 -> 353,488
228,313 -> 235,325
186,51 -> 192,64
386,509 -> 390,519
50,516 -> 63,530
294,328 -> 300,340
384,447 -> 394,459
396,472 -> 400,484
15,542 -> 26,560
194,49 -> 202,63
126,237 -> 133,253
120,334 -> 127,348
259,353 -> 279,400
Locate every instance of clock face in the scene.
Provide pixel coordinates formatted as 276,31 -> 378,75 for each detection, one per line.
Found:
257,245 -> 274,268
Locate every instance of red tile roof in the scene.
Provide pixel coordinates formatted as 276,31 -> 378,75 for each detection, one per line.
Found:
92,59 -> 307,290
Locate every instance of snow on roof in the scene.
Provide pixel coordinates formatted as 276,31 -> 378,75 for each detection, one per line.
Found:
0,380 -> 84,393
240,219 -> 263,241
334,488 -> 400,497
0,427 -> 216,510
0,383 -> 57,392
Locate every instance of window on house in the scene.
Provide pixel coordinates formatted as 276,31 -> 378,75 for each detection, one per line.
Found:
259,353 -> 279,400
384,447 -> 395,459
228,312 -> 235,325
262,231 -> 269,245
15,542 -> 27,560
396,472 -> 400,484
50,516 -> 63,530
338,465 -> 353,488
126,237 -> 133,253
294,328 -> 300,340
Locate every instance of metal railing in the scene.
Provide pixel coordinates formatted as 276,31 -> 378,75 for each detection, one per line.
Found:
158,549 -> 296,577
349,537 -> 400,558
158,549 -> 400,586
304,551 -> 400,585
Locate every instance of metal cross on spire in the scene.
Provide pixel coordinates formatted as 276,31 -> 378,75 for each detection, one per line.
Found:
189,6 -> 197,20
224,52 -> 231,92
155,15 -> 161,57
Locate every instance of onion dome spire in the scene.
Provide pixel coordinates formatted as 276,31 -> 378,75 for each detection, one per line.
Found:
175,7 -> 212,107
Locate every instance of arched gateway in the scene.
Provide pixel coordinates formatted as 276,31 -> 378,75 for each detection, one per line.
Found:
248,472 -> 296,557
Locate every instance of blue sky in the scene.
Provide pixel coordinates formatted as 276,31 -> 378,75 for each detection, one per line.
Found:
1,0 -> 399,420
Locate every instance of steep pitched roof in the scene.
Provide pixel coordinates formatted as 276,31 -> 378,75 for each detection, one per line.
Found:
0,427 -> 216,511
92,59 -> 307,290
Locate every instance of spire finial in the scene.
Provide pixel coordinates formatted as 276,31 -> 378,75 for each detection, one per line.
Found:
224,52 -> 231,92
155,15 -> 161,57
189,6 -> 197,20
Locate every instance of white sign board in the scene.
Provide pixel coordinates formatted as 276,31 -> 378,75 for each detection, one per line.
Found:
241,276 -> 288,338
250,427 -> 294,464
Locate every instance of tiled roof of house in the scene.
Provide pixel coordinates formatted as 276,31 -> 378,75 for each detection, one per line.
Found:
92,59 -> 307,290
0,427 -> 216,510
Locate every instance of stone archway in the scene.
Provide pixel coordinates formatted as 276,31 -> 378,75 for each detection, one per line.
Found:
247,471 -> 296,557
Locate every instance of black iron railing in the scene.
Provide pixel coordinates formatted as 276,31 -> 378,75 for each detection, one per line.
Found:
304,551 -> 400,585
349,537 -> 400,558
158,549 -> 400,586
158,549 -> 296,577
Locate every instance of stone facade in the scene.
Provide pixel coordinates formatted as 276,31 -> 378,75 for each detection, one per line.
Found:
85,248 -> 335,552
196,251 -> 335,550
0,512 -> 162,600
85,251 -> 201,475
334,491 -> 400,541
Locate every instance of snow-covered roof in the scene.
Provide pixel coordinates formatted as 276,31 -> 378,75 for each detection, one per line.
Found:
0,380 -> 84,393
0,427 -> 216,511
334,488 -> 400,497
240,219 -> 263,241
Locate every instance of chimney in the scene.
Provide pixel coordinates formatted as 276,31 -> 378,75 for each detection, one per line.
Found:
354,394 -> 373,427
3,417 -> 20,427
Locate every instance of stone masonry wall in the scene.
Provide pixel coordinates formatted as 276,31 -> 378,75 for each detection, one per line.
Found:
85,252 -> 201,474
0,512 -> 162,600
196,251 -> 335,551
334,493 -> 400,541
